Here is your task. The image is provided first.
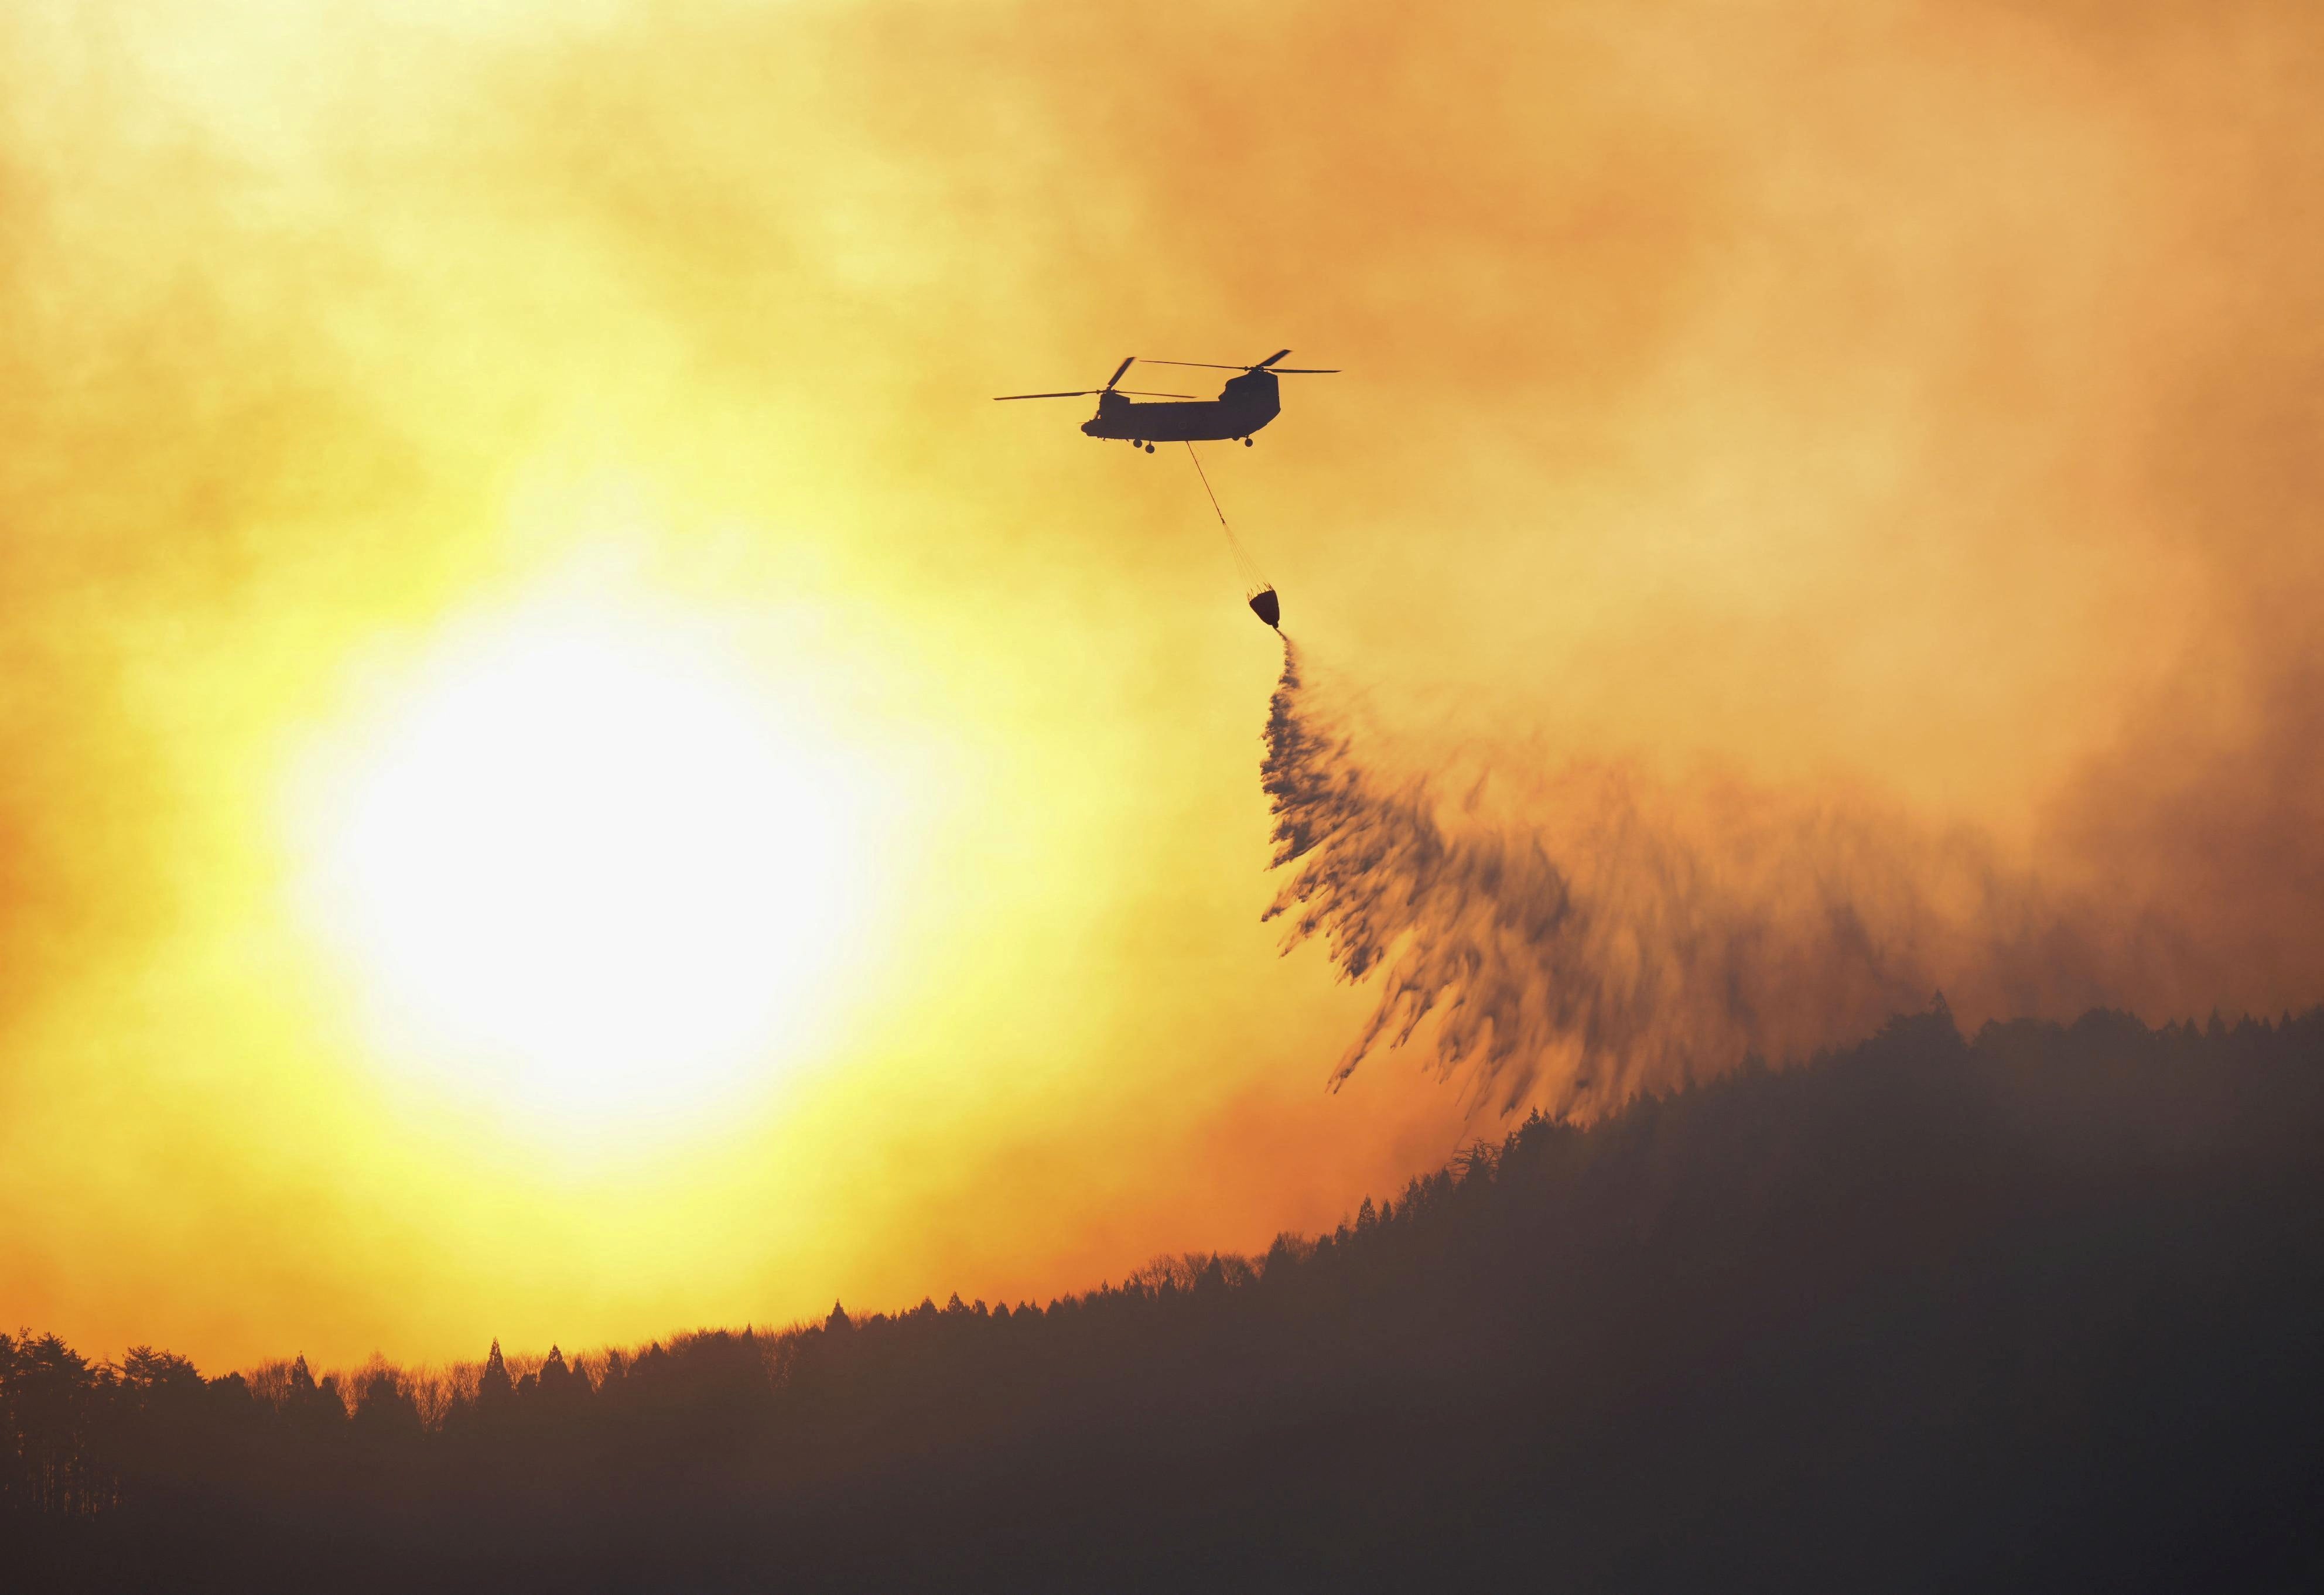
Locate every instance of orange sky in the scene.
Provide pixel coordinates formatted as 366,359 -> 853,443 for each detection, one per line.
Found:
4,0 -> 2320,1372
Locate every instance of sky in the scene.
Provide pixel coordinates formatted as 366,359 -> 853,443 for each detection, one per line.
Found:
3,0 -> 2321,1371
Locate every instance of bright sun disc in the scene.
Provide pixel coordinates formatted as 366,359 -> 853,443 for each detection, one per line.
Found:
299,602 -> 874,1138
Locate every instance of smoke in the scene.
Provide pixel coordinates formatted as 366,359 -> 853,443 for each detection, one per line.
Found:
1262,644 -> 2172,1116
9,0 -> 2324,1367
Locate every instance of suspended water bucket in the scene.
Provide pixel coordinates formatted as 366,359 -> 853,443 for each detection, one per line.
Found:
1247,585 -> 1281,629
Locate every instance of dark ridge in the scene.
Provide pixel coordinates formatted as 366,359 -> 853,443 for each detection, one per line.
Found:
6,1004 -> 2323,1592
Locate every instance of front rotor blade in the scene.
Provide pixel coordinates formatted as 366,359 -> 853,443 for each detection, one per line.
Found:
1267,368 -> 1339,374
1104,356 -> 1136,390
1255,349 -> 1294,368
993,390 -> 1099,401
1142,360 -> 1252,370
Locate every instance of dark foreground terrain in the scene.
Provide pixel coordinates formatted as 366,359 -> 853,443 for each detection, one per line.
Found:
7,1004 -> 2322,1591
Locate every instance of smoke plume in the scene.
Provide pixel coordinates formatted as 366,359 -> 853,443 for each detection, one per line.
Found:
1262,644 -> 2176,1116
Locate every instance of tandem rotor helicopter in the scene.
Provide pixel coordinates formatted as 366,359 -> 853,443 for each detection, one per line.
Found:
994,350 -> 1338,630
994,349 -> 1337,450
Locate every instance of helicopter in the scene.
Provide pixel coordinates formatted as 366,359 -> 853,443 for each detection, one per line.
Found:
994,350 -> 1337,450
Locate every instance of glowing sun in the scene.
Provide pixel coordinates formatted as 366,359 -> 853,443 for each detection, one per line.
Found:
297,599 -> 876,1136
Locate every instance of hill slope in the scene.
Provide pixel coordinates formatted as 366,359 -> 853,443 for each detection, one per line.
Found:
7,1005 -> 2323,1591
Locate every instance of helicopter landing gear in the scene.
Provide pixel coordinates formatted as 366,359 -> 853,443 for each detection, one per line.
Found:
1144,442 -> 1156,453
1242,436 -> 1253,447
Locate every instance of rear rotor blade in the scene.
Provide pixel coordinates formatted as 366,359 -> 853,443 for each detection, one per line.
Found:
1267,368 -> 1339,374
1116,389 -> 1198,399
1104,356 -> 1136,390
1255,349 -> 1294,368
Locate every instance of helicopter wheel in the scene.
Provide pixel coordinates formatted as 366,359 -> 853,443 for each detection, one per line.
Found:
1242,437 -> 1253,447
1144,443 -> 1155,453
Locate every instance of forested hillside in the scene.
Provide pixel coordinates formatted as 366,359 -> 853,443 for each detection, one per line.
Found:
8,1004 -> 2322,1591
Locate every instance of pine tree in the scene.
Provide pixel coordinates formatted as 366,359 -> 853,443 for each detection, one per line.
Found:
480,1340 -> 514,1410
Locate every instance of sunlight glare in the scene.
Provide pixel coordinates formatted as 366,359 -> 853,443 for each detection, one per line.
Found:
298,599 -> 877,1140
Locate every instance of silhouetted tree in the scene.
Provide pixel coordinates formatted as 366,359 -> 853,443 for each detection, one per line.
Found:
477,1341 -> 513,1416
351,1367 -> 422,1446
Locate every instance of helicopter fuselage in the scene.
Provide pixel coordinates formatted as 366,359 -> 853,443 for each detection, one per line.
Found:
1081,369 -> 1281,443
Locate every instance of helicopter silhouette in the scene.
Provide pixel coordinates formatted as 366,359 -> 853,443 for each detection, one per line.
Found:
994,350 -> 1337,450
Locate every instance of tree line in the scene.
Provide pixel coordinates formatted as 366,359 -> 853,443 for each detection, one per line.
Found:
7,1003 -> 2323,1591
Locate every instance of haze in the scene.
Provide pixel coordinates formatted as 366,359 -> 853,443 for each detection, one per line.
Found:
3,0 -> 2319,1371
